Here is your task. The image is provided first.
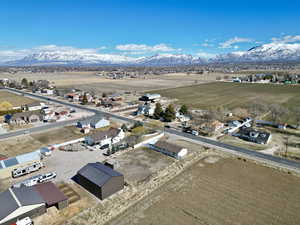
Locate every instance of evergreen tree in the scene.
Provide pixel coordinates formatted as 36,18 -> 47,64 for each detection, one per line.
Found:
179,104 -> 188,115
163,104 -> 176,122
153,103 -> 163,119
21,78 -> 28,87
82,93 -> 88,105
121,124 -> 128,132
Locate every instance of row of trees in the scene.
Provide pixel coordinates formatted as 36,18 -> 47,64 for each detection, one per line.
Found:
153,103 -> 188,122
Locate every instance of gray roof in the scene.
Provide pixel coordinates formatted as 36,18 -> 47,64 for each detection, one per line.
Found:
11,111 -> 42,120
0,186 -> 44,221
88,128 -> 120,142
0,190 -> 19,221
26,102 -> 41,107
78,116 -> 107,126
3,157 -> 18,167
12,186 -> 44,206
77,162 -> 123,187
154,140 -> 184,154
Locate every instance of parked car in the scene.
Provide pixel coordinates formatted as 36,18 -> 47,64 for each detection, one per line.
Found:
100,144 -> 110,150
38,172 -> 57,183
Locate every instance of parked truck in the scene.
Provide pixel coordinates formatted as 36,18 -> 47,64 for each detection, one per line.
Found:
12,162 -> 44,178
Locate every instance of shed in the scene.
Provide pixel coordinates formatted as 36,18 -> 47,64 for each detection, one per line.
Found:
150,140 -> 188,159
75,162 -> 124,200
34,182 -> 68,210
0,187 -> 46,225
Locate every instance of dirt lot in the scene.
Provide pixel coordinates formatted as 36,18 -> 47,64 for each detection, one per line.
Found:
108,157 -> 300,225
116,147 -> 174,185
0,90 -> 37,107
0,126 -> 84,158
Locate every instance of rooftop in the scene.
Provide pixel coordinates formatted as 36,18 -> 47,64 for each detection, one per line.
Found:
77,162 -> 123,187
154,140 -> 184,154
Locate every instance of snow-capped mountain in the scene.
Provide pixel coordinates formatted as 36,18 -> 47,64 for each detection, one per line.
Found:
6,51 -> 204,66
136,54 -> 204,66
213,43 -> 300,63
9,51 -> 137,65
4,42 -> 300,66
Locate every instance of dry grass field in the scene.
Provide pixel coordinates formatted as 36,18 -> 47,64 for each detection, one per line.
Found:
152,82 -> 300,110
0,126 -> 84,158
0,72 -> 227,93
0,90 -> 37,107
152,82 -> 300,123
108,157 -> 300,225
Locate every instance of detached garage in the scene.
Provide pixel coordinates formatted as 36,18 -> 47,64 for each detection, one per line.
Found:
75,162 -> 124,200
34,182 -> 68,210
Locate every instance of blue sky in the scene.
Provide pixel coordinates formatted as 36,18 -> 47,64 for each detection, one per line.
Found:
0,0 -> 299,60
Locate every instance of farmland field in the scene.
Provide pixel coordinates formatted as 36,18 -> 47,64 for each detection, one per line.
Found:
108,157 -> 300,225
152,82 -> 300,122
152,82 -> 300,110
0,90 -> 37,107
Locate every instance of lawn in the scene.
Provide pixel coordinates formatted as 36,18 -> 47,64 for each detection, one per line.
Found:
152,82 -> 300,122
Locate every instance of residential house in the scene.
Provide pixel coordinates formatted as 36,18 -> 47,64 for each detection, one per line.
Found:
236,128 -> 271,144
5,111 -> 43,125
65,93 -> 80,102
41,89 -> 54,95
90,117 -> 110,129
136,103 -> 155,116
77,119 -> 91,129
176,112 -> 191,122
24,102 -> 44,111
150,140 -> 188,159
85,128 -> 125,146
139,93 -> 161,102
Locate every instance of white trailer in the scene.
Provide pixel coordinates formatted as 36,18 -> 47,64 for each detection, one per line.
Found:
12,162 -> 44,178
16,217 -> 34,225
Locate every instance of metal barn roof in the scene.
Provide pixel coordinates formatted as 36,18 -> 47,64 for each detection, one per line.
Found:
0,190 -> 19,221
12,186 -> 44,206
34,182 -> 68,206
77,162 -> 123,187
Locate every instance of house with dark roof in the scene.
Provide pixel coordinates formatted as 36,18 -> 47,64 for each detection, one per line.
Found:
75,162 -> 124,200
150,140 -> 188,159
0,186 -> 46,225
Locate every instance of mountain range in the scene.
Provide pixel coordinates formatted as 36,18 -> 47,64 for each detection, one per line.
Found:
3,42 -> 300,66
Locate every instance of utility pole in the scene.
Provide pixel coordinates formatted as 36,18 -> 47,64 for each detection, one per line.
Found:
284,136 -> 289,158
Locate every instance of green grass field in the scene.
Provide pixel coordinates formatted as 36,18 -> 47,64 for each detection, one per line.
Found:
151,82 -> 300,123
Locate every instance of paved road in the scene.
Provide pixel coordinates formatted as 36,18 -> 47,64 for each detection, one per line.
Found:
166,128 -> 300,172
3,88 -> 300,173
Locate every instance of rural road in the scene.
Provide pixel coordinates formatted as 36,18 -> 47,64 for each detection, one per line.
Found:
2,87 -> 300,173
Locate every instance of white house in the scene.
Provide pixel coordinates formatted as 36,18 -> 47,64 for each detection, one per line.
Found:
136,103 -> 155,116
150,140 -> 188,159
90,117 -> 110,129
176,112 -> 191,122
25,102 -> 45,111
85,128 -> 125,146
77,117 -> 110,129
